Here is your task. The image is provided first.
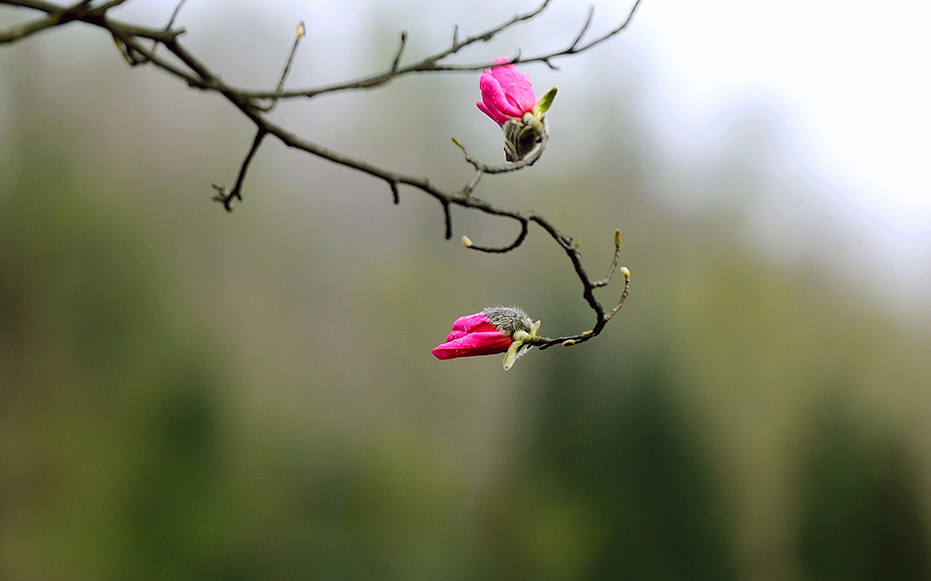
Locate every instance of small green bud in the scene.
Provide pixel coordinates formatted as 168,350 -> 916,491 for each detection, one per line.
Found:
533,86 -> 558,116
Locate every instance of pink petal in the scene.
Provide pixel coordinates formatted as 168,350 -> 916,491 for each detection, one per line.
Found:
476,58 -> 538,126
476,100 -> 510,127
431,331 -> 513,360
488,58 -> 537,114
450,312 -> 495,333
477,74 -> 520,125
444,314 -> 499,342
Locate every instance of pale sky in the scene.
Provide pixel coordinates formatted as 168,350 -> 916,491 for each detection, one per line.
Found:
603,0 -> 931,309
634,0 -> 931,228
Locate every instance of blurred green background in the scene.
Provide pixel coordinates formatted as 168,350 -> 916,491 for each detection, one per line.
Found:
2,1 -> 930,579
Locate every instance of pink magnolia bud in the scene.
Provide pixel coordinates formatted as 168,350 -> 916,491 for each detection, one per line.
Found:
431,312 -> 514,360
476,58 -> 538,127
431,307 -> 538,370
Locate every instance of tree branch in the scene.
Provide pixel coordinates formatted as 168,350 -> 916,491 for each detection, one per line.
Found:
0,0 -> 641,355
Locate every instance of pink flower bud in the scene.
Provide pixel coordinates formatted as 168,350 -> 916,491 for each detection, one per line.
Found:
431,307 -> 534,362
431,312 -> 513,360
476,57 -> 538,127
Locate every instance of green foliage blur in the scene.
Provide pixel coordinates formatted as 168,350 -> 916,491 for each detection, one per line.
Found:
2,2 -> 930,579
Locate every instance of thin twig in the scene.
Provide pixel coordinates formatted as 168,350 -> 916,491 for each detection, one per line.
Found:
387,179 -> 400,205
0,14 -> 60,44
258,21 -> 306,112
462,219 -> 530,254
569,5 -> 595,51
149,0 -> 188,58
165,0 -> 188,31
390,31 -> 407,72
591,229 -> 622,288
233,0 -> 639,101
451,132 -> 548,175
212,128 -> 268,211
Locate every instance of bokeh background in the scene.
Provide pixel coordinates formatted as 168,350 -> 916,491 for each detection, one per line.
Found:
2,0 -> 930,578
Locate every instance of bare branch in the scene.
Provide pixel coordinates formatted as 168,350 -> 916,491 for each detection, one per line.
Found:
591,229 -> 622,288
95,0 -> 131,9
164,0 -> 188,31
531,229 -> 632,350
147,0 -> 188,59
0,0 -> 95,44
257,21 -> 306,112
234,0 -> 639,101
452,132 -> 548,178
423,0 -> 553,63
387,179 -> 400,205
569,0 -> 642,54
390,30 -> 407,72
462,219 -> 530,254
0,0 -> 641,356
440,198 -> 453,240
0,13 -> 59,43
568,5 -> 595,52
212,128 -> 268,211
